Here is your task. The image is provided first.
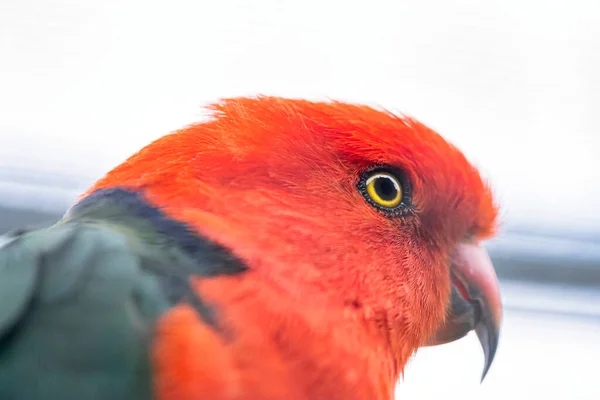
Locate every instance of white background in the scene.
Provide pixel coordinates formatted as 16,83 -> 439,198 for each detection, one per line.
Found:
1,1 -> 599,398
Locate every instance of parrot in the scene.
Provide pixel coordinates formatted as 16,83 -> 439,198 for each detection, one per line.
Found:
0,96 -> 502,400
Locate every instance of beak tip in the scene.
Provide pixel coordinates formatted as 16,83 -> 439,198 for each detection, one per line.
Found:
477,318 -> 500,383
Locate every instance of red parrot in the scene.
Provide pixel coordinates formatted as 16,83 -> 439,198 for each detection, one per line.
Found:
0,96 -> 501,400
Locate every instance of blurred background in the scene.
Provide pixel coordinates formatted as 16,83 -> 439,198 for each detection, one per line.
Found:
1,0 -> 599,398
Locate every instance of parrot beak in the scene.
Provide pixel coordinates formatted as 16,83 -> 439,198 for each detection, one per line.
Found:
425,243 -> 502,382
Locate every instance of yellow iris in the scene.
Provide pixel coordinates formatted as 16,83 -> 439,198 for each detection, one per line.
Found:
365,172 -> 402,208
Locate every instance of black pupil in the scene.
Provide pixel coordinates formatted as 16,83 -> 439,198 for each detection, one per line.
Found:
375,177 -> 398,201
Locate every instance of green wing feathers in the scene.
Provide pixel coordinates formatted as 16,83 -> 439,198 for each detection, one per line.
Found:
0,188 -> 247,400
0,222 -> 165,400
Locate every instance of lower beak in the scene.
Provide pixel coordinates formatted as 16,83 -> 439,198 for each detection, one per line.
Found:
426,243 -> 503,382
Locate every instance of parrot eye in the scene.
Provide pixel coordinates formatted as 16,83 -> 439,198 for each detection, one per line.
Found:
366,173 -> 402,207
358,167 -> 412,216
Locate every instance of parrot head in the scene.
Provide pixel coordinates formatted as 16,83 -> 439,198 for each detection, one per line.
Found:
90,96 -> 501,381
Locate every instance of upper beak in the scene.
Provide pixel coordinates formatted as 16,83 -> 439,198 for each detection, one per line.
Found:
426,243 -> 503,382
